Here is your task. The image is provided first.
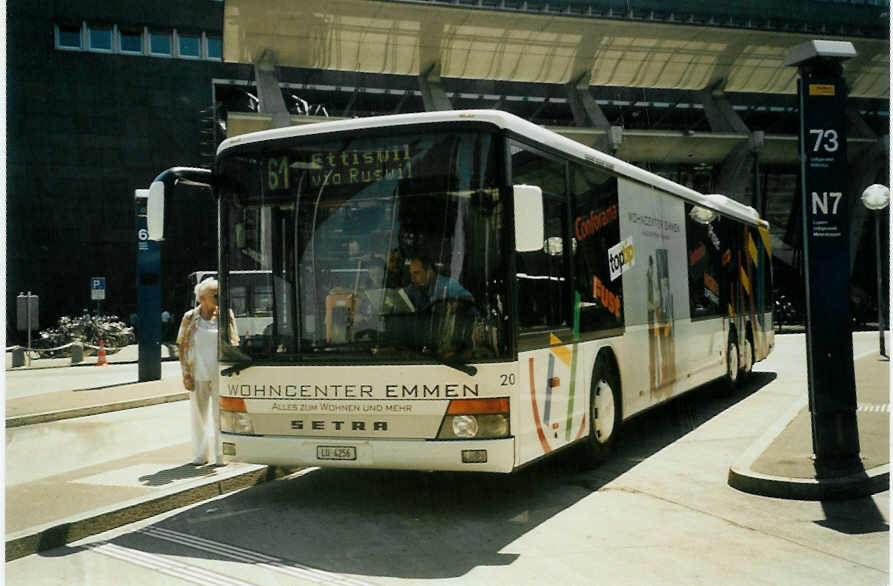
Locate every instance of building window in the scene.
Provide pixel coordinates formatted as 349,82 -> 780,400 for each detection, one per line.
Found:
206,35 -> 222,60
57,23 -> 223,60
177,32 -> 201,59
88,25 -> 113,52
119,28 -> 144,54
149,31 -> 172,56
56,23 -> 83,50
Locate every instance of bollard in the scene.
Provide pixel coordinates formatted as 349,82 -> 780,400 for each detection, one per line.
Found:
70,343 -> 84,365
11,348 -> 25,368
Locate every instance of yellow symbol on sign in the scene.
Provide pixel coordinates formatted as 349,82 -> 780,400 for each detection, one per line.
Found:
808,84 -> 835,96
622,242 -> 634,264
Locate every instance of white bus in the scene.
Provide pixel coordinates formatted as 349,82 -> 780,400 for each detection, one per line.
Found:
149,110 -> 773,472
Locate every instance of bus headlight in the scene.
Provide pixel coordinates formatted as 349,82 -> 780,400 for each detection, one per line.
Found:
437,398 -> 510,440
451,415 -> 479,438
220,397 -> 254,435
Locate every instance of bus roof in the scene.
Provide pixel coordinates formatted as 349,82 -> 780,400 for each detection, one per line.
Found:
217,110 -> 764,227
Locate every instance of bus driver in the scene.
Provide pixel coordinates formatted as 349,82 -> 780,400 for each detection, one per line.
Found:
404,256 -> 473,311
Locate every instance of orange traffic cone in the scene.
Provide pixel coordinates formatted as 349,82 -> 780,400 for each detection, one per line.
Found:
96,340 -> 108,366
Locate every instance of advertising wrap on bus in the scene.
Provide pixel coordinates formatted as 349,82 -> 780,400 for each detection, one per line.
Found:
222,363 -> 511,440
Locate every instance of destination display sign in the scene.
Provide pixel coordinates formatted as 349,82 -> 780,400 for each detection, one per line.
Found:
309,145 -> 415,187
264,145 -> 418,193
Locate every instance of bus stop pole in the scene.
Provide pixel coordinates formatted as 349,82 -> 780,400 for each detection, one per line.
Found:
135,189 -> 162,382
785,40 -> 862,476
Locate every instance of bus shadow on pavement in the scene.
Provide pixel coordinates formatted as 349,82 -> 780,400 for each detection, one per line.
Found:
44,372 -> 776,579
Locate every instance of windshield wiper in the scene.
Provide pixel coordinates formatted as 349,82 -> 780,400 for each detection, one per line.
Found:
220,345 -> 254,376
390,344 -> 477,376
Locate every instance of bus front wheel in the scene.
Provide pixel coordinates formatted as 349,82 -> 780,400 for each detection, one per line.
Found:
584,356 -> 621,465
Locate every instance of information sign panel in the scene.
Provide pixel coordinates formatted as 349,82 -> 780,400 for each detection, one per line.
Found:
797,73 -> 859,462
91,277 -> 106,301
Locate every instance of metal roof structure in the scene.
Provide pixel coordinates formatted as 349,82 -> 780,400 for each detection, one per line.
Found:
223,0 -> 888,98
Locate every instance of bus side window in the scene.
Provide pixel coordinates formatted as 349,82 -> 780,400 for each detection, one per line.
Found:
231,285 -> 248,317
685,205 -> 724,318
516,198 -> 569,329
511,142 -> 569,332
748,226 -> 768,317
571,164 -> 623,333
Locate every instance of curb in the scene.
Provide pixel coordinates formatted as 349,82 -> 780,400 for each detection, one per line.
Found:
6,393 -> 189,428
6,357 -> 179,371
727,396 -> 890,500
5,464 -> 292,561
728,463 -> 890,501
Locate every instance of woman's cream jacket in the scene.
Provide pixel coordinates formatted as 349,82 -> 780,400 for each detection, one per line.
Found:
176,307 -> 239,391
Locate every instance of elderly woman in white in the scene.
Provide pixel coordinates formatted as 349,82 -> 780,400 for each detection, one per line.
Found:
176,278 -> 238,466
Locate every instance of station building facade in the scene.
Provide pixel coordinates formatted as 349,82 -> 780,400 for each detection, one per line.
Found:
7,0 -> 889,341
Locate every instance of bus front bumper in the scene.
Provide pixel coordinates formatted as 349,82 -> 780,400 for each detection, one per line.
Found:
221,433 -> 516,473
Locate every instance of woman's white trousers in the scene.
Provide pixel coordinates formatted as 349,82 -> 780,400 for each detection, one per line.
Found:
191,379 -> 222,465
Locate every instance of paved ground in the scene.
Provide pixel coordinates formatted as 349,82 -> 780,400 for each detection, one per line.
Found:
729,333 -> 889,499
4,333 -> 889,584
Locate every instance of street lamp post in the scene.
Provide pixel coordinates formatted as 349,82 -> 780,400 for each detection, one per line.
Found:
861,183 -> 890,358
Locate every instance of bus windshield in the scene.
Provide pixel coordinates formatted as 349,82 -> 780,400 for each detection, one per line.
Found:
218,129 -> 508,364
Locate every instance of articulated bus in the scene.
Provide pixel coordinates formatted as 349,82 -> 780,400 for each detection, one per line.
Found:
148,110 -> 773,472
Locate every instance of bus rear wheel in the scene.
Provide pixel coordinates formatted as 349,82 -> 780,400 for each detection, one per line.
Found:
584,356 -> 621,465
725,337 -> 740,389
740,336 -> 754,380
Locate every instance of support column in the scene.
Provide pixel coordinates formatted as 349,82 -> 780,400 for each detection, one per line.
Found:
566,73 -> 610,128
698,80 -> 749,134
254,49 -> 291,128
564,72 -> 621,153
700,81 -> 755,206
419,62 -> 452,111
751,131 -> 765,217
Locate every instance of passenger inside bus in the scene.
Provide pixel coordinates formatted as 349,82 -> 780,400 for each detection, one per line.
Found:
384,249 -> 409,289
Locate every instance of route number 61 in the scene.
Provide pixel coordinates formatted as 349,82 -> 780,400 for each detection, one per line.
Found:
809,129 -> 839,153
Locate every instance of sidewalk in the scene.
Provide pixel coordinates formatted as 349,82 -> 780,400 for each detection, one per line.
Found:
729,350 -> 890,499
6,378 -> 189,427
5,343 -> 178,370
5,351 -> 291,562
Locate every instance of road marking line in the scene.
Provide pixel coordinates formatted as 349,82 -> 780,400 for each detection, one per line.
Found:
142,527 -> 374,586
87,542 -> 254,586
857,402 -> 890,413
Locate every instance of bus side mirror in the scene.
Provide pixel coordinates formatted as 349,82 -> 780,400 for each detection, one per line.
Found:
513,184 -> 544,252
147,181 -> 165,241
